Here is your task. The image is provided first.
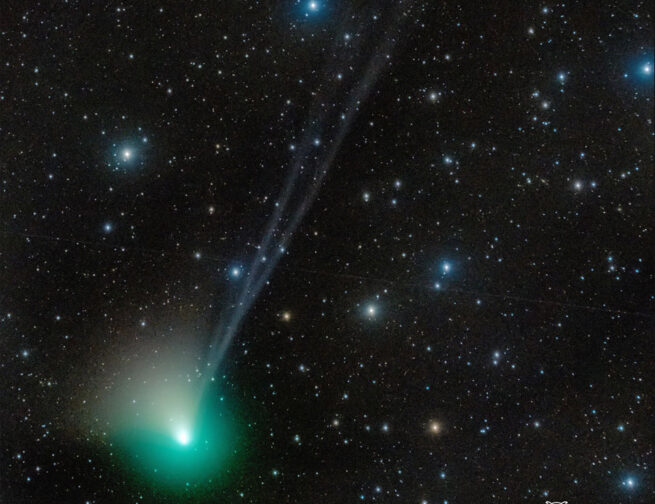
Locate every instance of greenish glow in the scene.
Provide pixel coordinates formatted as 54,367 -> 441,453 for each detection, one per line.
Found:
112,383 -> 240,488
87,344 -> 254,497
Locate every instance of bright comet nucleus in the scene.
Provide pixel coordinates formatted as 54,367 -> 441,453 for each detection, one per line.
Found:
176,428 -> 191,445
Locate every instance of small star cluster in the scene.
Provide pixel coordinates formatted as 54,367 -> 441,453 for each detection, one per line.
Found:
0,1 -> 653,504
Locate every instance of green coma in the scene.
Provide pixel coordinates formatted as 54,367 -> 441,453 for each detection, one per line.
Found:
111,383 -> 241,491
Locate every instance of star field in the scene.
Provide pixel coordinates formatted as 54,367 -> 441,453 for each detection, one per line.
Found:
1,1 -> 653,503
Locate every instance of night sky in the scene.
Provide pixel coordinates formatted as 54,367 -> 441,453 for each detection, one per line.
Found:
1,1 -> 654,503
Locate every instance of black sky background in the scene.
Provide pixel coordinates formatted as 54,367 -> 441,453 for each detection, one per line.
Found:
1,1 -> 653,503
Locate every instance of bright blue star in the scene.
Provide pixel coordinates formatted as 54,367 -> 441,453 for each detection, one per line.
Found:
103,222 -> 113,233
627,58 -> 654,84
308,1 -> 319,12
230,266 -> 242,279
622,476 -> 637,490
